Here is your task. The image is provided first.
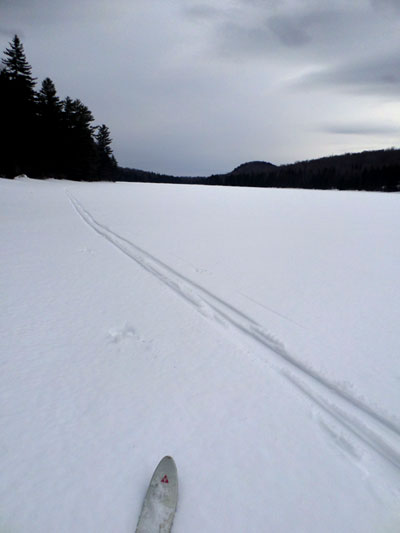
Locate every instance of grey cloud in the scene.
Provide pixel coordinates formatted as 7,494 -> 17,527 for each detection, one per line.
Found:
297,53 -> 400,95
0,26 -> 20,38
0,0 -> 114,30
210,1 -> 400,99
216,20 -> 272,57
183,5 -> 223,20
267,15 -> 310,47
371,0 -> 400,12
0,0 -> 23,6
264,7 -> 347,48
322,123 -> 400,135
214,14 -> 313,59
214,4 -> 370,59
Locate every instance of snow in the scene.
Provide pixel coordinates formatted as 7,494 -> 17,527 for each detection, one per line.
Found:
1,177 -> 400,532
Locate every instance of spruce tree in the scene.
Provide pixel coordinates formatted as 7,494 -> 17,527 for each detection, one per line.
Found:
0,68 -> 13,176
0,36 -> 118,181
37,78 -> 63,175
96,125 -> 113,157
2,35 -> 36,89
37,78 -> 61,116
1,35 -> 37,176
95,124 -> 116,179
60,98 -> 97,180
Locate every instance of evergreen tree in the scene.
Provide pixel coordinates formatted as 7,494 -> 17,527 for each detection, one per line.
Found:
37,77 -> 62,117
0,36 -> 118,181
0,68 -> 13,176
60,98 -> 97,179
2,35 -> 36,90
1,35 -> 37,176
62,98 -> 95,132
37,78 -> 63,175
95,124 -> 117,179
96,124 -> 113,157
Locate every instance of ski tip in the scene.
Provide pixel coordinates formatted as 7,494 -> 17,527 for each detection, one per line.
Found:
161,455 -> 175,463
157,456 -> 177,471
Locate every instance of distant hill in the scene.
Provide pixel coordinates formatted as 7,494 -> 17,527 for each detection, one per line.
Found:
205,148 -> 400,191
230,161 -> 276,175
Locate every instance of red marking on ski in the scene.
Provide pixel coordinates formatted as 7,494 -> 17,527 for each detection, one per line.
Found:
161,475 -> 169,484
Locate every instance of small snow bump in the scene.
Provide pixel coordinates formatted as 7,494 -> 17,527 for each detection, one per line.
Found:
107,322 -> 136,344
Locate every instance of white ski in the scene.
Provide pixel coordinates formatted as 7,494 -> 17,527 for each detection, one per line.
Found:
135,456 -> 178,533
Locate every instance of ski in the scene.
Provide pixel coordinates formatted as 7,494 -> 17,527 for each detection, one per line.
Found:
135,456 -> 178,533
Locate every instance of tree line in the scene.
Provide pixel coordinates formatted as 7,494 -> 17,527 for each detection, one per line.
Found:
0,35 -> 117,180
117,149 -> 400,192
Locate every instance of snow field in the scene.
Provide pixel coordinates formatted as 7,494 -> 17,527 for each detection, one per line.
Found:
1,177 -> 400,532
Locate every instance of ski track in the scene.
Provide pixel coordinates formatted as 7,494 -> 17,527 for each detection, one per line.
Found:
67,190 -> 400,472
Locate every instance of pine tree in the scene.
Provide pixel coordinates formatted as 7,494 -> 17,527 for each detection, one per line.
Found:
71,99 -> 96,132
60,98 -> 97,179
37,78 -> 63,175
1,35 -> 37,176
0,36 -> 119,181
2,35 -> 36,92
0,68 -> 13,176
96,124 -> 113,157
37,78 -> 61,116
95,124 -> 116,179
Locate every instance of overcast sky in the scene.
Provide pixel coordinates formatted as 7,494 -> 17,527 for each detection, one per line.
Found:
2,0 -> 400,176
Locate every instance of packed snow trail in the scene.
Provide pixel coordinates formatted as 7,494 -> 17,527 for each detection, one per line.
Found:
1,178 -> 400,532
68,190 -> 400,472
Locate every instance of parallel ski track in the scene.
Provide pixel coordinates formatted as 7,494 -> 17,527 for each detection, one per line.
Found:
68,191 -> 400,471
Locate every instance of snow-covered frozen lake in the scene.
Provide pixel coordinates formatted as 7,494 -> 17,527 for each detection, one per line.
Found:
1,177 -> 399,532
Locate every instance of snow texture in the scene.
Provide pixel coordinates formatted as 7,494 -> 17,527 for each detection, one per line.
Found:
1,177 -> 400,532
